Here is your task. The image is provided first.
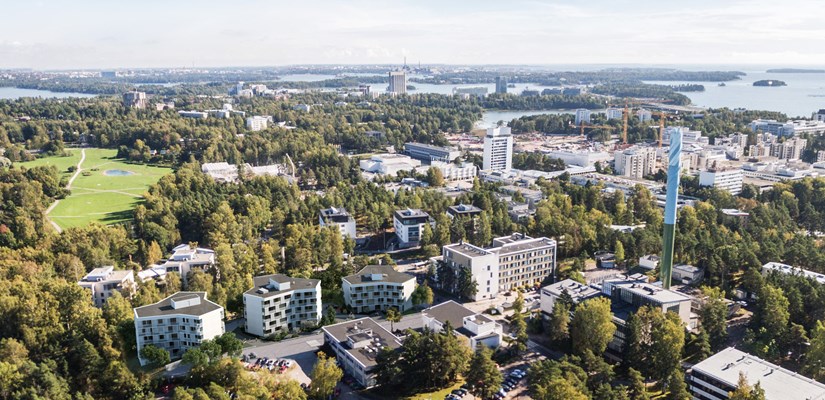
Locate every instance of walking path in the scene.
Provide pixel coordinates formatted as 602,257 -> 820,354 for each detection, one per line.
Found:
46,148 -> 85,233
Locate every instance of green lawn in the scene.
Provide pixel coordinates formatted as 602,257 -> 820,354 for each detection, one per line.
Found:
18,148 -> 172,229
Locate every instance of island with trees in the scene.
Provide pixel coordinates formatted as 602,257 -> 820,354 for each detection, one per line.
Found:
753,79 -> 787,87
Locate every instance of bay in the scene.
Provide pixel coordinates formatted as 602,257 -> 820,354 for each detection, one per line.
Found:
0,87 -> 97,99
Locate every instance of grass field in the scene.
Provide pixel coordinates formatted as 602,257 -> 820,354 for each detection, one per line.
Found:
19,148 -> 172,229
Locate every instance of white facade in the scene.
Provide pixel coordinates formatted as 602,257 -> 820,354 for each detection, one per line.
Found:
770,137 -> 807,161
689,347 -> 825,400
441,243 -> 500,301
134,292 -> 225,365
245,116 -> 271,131
178,110 -> 208,119
699,169 -> 744,195
614,147 -> 657,178
404,142 -> 462,162
359,154 -> 421,176
575,109 -> 592,125
123,91 -> 147,109
605,108 -> 624,120
78,266 -> 136,307
138,244 -> 215,286
342,266 -> 416,314
762,262 -> 825,285
319,207 -> 356,239
388,71 -> 407,94
322,318 -> 402,388
393,208 -> 434,247
636,109 -> 653,123
422,301 -> 503,350
483,126 -> 513,172
540,279 -> 600,316
431,160 -> 477,182
243,275 -> 322,337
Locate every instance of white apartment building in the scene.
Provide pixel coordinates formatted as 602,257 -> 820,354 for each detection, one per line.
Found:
322,318 -> 402,388
123,91 -> 147,109
438,234 -> 557,301
699,168 -> 744,195
688,347 -> 825,400
430,160 -> 477,182
614,147 -> 657,178
422,301 -> 503,350
575,109 -> 592,125
342,266 -> 416,314
243,274 -> 321,337
637,109 -> 653,123
245,116 -> 271,131
78,266 -> 136,307
393,208 -> 434,248
605,108 -> 624,120
770,137 -> 807,161
319,207 -> 356,239
483,126 -> 513,172
388,71 -> 406,94
134,292 -> 225,365
818,150 -> 825,162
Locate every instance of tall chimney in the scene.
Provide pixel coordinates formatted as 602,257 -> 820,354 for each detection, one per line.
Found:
660,128 -> 683,289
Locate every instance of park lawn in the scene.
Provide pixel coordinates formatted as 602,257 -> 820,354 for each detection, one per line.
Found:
404,380 -> 465,400
19,148 -> 172,229
19,151 -> 82,176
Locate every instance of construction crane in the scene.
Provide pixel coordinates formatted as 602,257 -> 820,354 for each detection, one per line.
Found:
658,111 -> 666,150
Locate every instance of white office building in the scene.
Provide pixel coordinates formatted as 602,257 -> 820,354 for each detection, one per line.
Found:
540,279 -> 601,316
699,168 -> 744,195
393,208 -> 434,248
431,160 -> 477,182
575,109 -> 592,125
178,110 -> 208,119
78,266 -> 136,307
342,266 -> 416,314
762,262 -> 825,285
319,207 -> 356,239
134,292 -> 225,365
483,126 -> 513,172
404,142 -> 462,162
322,318 -> 402,388
243,274 -> 321,337
388,70 -> 407,94
688,347 -> 825,400
614,147 -> 657,178
423,301 -> 503,350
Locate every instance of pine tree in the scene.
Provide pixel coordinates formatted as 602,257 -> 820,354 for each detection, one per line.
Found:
465,345 -> 502,399
665,369 -> 690,400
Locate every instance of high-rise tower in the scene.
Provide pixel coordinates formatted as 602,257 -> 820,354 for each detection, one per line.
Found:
660,129 -> 683,289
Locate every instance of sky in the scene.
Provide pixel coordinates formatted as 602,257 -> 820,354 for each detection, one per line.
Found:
2,0 -> 825,69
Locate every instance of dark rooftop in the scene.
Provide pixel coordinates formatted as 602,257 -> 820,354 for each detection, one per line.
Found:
343,265 -> 415,285
244,274 -> 320,298
134,292 -> 222,318
423,300 -> 476,329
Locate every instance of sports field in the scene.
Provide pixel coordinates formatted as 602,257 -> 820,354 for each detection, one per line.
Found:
19,148 -> 172,230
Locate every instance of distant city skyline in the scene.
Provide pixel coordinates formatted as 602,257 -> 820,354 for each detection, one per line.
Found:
2,0 -> 825,69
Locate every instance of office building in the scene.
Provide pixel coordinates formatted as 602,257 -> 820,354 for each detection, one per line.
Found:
430,160 -> 477,182
78,266 -> 136,307
638,254 -> 660,271
359,154 -> 421,176
243,274 -> 321,337
672,264 -> 704,285
322,317 -> 402,388
123,91 -> 147,109
606,108 -> 624,120
818,150 -> 825,162
342,266 -> 416,314
495,76 -> 508,94
688,347 -> 825,400
699,168 -> 744,195
540,279 -> 601,316
134,292 -> 225,365
388,70 -> 407,94
614,147 -> 657,178
748,119 -> 795,137
762,262 -> 825,285
815,109 -> 825,122
453,87 -> 488,98
358,85 -> 371,97
319,207 -> 356,239
575,109 -> 592,125
483,126 -> 514,172
438,234 -> 557,301
665,126 -> 708,145
393,208 -> 434,248
245,116 -> 270,131
404,142 -> 461,162
423,301 -> 503,350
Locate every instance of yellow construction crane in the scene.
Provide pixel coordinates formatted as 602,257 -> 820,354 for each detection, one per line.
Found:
658,110 -> 666,149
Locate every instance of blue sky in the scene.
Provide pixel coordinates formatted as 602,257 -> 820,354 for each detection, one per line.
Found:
2,0 -> 824,69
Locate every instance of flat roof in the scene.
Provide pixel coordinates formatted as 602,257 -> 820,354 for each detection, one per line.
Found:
322,317 -> 402,369
692,347 -> 825,400
447,204 -> 483,214
244,274 -> 320,298
404,142 -> 457,152
543,279 -> 601,301
423,300 -> 476,329
762,262 -> 825,285
493,236 -> 556,256
393,208 -> 430,219
444,242 -> 494,258
134,291 -> 222,318
615,282 -> 692,304
320,207 -> 351,217
343,265 -> 415,285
